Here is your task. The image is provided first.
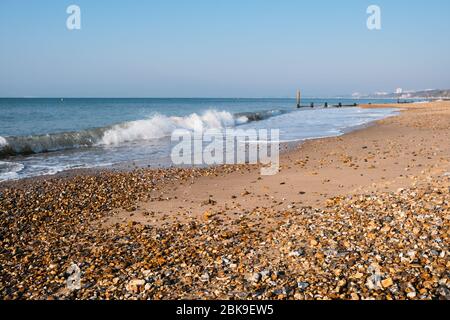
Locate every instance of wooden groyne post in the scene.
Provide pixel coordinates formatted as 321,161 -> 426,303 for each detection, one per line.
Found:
296,90 -> 301,108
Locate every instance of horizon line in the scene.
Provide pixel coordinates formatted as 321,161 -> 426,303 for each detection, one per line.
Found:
0,96 -> 414,100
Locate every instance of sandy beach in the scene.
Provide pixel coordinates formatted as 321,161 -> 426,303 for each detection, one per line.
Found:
1,101 -> 449,300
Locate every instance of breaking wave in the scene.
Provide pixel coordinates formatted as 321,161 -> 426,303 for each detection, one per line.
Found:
0,128 -> 106,157
0,109 -> 285,157
0,136 -> 7,147
235,109 -> 287,121
100,110 -> 247,145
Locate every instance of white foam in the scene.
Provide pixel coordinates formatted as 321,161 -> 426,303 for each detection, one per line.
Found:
0,161 -> 25,182
0,136 -> 7,147
236,116 -> 249,124
100,110 -> 244,146
415,100 -> 431,104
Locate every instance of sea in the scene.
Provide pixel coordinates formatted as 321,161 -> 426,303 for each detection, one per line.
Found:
0,98 -> 407,181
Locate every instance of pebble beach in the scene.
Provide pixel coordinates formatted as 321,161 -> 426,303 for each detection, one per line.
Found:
1,101 -> 449,300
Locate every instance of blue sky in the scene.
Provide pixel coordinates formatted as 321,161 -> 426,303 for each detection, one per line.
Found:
0,0 -> 449,97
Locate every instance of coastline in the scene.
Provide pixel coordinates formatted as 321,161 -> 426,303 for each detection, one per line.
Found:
0,103 -> 398,187
0,102 -> 397,183
1,101 -> 449,300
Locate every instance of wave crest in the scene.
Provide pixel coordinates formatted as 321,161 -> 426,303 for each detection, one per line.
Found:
0,109 -> 289,156
0,136 -> 7,147
100,110 -> 243,145
0,109 -> 260,156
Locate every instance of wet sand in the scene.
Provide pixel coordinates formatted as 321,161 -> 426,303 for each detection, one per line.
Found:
1,101 -> 449,300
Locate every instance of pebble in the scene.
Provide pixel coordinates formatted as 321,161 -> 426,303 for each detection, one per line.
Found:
200,273 -> 210,282
0,167 -> 448,300
288,249 -> 305,257
249,273 -> 262,283
297,282 -> 310,292
381,278 -> 394,289
126,279 -> 145,293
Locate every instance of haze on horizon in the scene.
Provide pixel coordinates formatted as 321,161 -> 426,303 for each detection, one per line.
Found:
0,0 -> 449,98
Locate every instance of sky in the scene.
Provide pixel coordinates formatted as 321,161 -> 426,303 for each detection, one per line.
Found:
0,0 -> 449,98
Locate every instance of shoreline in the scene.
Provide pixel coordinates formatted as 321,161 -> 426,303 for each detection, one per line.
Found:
0,103 -> 398,188
1,101 -> 449,300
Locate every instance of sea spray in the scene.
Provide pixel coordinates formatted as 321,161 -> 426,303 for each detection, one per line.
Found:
0,110 -> 252,156
100,110 -> 247,146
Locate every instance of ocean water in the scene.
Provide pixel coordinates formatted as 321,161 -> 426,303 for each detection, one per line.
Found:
0,98 -> 402,181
